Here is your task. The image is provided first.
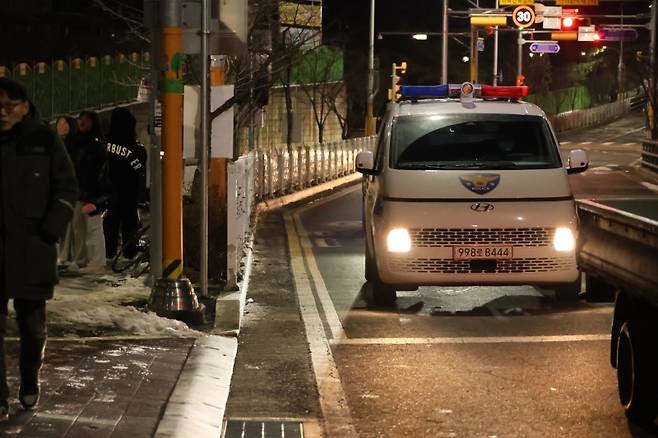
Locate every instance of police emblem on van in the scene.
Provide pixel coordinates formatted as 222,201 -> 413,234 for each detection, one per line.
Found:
460,174 -> 501,195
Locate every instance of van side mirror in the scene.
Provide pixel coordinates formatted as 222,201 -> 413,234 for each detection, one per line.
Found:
356,151 -> 378,175
567,149 -> 588,174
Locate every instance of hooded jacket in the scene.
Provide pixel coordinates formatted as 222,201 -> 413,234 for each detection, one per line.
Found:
106,107 -> 146,201
0,107 -> 78,300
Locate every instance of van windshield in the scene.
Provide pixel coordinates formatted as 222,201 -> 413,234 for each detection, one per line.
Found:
390,114 -> 562,170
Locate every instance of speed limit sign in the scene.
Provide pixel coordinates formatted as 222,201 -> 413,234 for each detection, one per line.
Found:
512,5 -> 535,29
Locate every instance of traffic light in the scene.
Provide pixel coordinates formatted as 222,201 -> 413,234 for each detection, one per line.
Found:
389,62 -> 407,102
389,74 -> 401,101
561,17 -> 575,29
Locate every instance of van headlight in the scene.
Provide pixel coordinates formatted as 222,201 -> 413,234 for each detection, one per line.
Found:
553,227 -> 575,252
387,228 -> 411,253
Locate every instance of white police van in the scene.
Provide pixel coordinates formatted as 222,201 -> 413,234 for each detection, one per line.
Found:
356,83 -> 588,305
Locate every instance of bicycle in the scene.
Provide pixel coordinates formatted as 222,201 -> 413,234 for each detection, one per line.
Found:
111,224 -> 150,278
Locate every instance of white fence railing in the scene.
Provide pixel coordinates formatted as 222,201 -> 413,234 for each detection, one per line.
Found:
226,136 -> 376,288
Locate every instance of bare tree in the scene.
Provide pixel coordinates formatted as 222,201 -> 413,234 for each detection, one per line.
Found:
295,46 -> 344,143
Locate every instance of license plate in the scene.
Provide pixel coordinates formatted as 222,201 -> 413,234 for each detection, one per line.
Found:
453,245 -> 513,260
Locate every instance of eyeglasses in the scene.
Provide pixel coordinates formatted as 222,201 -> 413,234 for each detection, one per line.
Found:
0,100 -> 26,114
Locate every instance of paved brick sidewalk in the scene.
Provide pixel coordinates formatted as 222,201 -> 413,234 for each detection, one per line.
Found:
0,338 -> 195,437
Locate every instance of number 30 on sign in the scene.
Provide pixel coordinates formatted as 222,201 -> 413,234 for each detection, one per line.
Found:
512,5 -> 536,29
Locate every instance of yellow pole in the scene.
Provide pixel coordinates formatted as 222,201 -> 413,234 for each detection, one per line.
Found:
161,26 -> 184,280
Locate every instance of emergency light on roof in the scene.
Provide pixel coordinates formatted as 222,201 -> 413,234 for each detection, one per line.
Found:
399,83 -> 529,100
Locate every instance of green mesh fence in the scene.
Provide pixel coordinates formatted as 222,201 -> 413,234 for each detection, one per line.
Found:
0,52 -> 149,120
527,86 -> 592,116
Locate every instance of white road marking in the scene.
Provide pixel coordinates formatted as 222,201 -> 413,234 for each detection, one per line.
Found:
623,142 -> 639,146
579,141 -> 592,145
560,141 -> 571,145
330,334 -> 610,346
641,181 -> 658,193
284,214 -> 357,438
601,142 -> 614,146
294,213 -> 346,339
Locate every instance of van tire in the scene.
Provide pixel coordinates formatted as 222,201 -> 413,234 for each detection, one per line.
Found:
617,321 -> 658,424
553,274 -> 582,302
372,280 -> 397,306
365,242 -> 377,282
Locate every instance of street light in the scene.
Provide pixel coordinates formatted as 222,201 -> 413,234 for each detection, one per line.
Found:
462,56 -> 470,62
413,33 -> 428,40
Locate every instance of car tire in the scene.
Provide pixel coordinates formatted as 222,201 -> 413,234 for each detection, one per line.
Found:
616,321 -> 658,424
553,274 -> 582,302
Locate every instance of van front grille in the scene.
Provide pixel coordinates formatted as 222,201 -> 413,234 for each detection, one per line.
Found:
389,257 -> 574,274
409,227 -> 554,248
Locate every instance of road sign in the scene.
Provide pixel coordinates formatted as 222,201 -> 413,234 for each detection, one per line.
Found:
500,0 -> 534,4
536,5 -> 562,29
578,25 -> 597,41
529,41 -> 561,54
477,37 -> 485,52
556,0 -> 598,5
512,5 -> 536,29
598,28 -> 639,42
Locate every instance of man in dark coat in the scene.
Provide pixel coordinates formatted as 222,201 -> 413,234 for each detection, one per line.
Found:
0,78 -> 78,418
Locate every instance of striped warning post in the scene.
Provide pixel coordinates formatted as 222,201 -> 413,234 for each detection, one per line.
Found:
162,259 -> 183,279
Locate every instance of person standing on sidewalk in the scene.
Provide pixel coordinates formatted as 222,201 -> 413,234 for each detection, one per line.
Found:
0,78 -> 78,418
75,111 -> 111,271
55,115 -> 85,268
104,107 -> 146,260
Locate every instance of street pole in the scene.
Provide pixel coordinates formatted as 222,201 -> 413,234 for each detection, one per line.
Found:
618,3 -> 624,100
366,0 -> 375,136
200,0 -> 210,298
442,0 -> 448,83
470,25 -> 477,82
145,0 -> 162,283
150,0 -> 204,324
517,30 -> 523,80
493,0 -> 499,85
160,0 -> 184,282
651,0 -> 657,139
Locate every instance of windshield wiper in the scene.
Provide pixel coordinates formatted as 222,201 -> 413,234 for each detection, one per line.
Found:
448,161 -> 518,169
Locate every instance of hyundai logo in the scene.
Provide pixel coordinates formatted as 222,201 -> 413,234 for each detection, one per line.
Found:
470,203 -> 495,212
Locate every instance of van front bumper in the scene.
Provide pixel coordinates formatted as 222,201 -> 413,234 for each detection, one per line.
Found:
372,199 -> 579,287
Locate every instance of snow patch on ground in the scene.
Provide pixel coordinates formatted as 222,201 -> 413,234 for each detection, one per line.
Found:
9,273 -> 203,338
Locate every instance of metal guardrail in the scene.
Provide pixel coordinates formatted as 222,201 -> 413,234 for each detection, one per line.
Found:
550,98 -> 632,133
226,136 -> 376,288
642,140 -> 658,175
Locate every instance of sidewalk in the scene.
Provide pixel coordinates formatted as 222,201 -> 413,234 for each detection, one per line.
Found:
0,268 -> 237,438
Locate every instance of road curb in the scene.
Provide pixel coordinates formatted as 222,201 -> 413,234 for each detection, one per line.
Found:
154,335 -> 238,438
213,173 -> 362,335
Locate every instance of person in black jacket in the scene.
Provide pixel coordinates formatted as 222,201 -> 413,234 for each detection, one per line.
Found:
104,107 -> 146,260
0,78 -> 78,417
75,111 -> 111,270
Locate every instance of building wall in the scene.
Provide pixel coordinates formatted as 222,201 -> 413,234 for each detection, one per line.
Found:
239,81 -> 347,154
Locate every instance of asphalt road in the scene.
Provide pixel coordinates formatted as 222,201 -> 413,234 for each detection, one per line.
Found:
288,114 -> 658,437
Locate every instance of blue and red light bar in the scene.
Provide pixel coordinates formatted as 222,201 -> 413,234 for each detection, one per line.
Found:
400,83 -> 529,99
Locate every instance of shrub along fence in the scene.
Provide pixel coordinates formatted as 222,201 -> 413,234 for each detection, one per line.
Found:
0,52 -> 149,121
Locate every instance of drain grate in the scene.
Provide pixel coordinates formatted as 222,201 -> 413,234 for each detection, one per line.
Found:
223,419 -> 304,438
